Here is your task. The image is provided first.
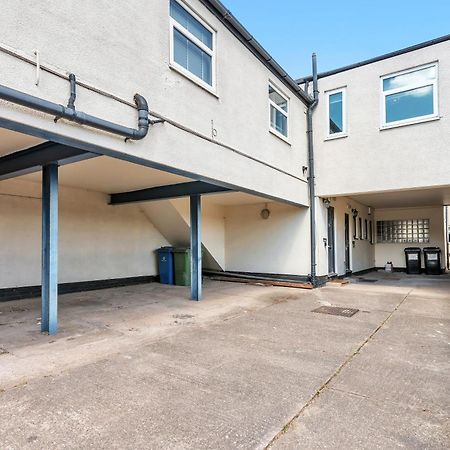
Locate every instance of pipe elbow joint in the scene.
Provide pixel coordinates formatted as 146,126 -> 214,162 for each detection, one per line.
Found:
134,93 -> 148,112
132,93 -> 149,140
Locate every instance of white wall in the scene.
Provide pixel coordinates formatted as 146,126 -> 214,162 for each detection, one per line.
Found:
0,0 -> 309,206
312,40 -> 450,197
0,179 -> 169,288
224,202 -> 310,276
316,197 -> 375,276
374,206 -> 445,269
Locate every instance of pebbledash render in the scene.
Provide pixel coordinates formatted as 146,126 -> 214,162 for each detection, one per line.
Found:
0,1 -> 448,333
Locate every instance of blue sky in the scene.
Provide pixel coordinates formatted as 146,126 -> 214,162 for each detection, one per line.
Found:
221,0 -> 450,78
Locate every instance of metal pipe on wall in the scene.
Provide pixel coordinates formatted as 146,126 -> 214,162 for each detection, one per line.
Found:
0,83 -> 149,141
307,53 -> 319,286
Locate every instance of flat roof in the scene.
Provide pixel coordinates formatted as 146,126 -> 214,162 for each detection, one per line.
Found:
296,34 -> 450,84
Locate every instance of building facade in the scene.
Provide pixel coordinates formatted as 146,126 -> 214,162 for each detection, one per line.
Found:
0,0 -> 448,332
306,36 -> 450,277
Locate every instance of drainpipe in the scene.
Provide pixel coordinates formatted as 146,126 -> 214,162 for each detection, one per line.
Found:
0,78 -> 149,141
307,53 -> 319,286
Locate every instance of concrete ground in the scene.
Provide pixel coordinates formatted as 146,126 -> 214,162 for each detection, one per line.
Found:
0,272 -> 449,449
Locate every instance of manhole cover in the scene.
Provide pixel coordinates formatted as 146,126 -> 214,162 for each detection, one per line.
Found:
172,314 -> 195,320
312,306 -> 359,317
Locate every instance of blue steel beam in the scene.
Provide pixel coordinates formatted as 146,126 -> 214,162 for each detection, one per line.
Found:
41,163 -> 59,335
0,117 -> 304,207
190,194 -> 202,301
0,141 -> 96,181
110,181 -> 231,205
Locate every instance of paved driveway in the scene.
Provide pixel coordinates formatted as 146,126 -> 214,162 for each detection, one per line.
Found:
0,273 -> 449,449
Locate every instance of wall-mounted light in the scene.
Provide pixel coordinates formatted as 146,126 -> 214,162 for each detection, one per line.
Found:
352,208 -> 359,218
260,203 -> 271,220
302,166 -> 308,177
323,198 -> 331,208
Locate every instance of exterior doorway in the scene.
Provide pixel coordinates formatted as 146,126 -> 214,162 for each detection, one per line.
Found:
328,206 -> 336,275
344,213 -> 351,273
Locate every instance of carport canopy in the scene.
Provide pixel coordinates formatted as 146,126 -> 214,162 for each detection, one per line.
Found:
0,136 -> 236,334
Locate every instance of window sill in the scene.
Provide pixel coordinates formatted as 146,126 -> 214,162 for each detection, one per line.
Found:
380,115 -> 440,131
324,133 -> 348,141
169,64 -> 219,99
269,128 -> 291,146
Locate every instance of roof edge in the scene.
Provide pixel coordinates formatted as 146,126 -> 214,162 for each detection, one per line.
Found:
296,33 -> 450,84
199,0 -> 313,105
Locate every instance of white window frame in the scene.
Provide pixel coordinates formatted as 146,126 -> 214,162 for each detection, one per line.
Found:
169,0 -> 217,94
268,81 -> 290,143
325,87 -> 347,140
380,62 -> 439,129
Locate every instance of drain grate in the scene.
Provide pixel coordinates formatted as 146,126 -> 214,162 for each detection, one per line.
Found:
357,277 -> 378,283
312,306 -> 359,317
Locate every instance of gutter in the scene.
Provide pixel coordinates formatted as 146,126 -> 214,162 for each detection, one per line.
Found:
0,74 -> 149,141
199,0 -> 313,106
297,33 -> 450,84
307,54 -> 319,286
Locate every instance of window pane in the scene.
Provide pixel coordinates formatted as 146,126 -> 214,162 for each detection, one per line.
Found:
385,85 -> 433,123
173,29 -> 212,85
329,91 -> 343,133
174,27 -> 188,68
170,0 -> 213,49
269,86 -> 288,112
270,105 -> 288,137
383,66 -> 435,91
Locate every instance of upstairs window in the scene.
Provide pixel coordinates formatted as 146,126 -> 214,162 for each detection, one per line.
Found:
381,63 -> 438,127
326,88 -> 346,138
170,0 -> 215,89
269,83 -> 289,140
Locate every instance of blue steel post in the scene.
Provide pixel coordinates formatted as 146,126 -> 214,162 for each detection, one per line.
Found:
190,194 -> 202,300
41,163 -> 59,334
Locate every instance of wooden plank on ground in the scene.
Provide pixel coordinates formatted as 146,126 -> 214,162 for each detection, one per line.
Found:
208,276 -> 313,290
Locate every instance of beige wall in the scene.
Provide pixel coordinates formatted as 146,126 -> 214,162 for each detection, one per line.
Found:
0,177 -> 314,288
0,179 -> 169,288
374,206 -> 445,269
316,197 -> 375,276
0,0 -> 309,206
224,202 -> 310,275
312,40 -> 450,197
144,198 -> 312,277
145,197 -> 226,270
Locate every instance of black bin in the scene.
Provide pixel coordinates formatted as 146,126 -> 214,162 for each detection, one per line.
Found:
404,247 -> 421,274
423,247 -> 442,275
